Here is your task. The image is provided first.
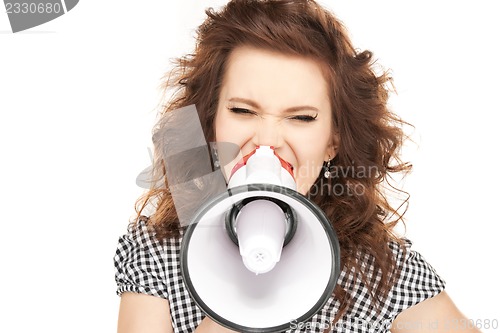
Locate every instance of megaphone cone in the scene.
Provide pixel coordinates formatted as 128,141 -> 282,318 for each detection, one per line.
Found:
180,146 -> 340,333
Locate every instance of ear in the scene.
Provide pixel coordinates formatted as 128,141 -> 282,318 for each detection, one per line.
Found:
324,132 -> 339,162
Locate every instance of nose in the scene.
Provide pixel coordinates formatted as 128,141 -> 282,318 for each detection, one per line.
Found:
252,118 -> 283,149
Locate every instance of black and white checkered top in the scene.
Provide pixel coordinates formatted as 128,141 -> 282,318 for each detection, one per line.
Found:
114,221 -> 445,333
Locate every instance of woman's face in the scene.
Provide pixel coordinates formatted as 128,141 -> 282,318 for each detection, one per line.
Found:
215,46 -> 337,195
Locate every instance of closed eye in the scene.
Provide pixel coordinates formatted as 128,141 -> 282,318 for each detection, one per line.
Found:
228,107 -> 257,116
289,114 -> 318,122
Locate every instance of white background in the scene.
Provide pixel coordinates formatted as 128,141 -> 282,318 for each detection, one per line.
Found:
0,1 -> 498,332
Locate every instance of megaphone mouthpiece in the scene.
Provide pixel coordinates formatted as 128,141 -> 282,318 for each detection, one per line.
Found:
236,200 -> 286,275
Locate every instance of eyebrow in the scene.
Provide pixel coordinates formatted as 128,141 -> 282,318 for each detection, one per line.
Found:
228,97 -> 320,113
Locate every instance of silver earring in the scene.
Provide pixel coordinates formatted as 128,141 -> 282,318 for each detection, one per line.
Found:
211,145 -> 220,168
324,159 -> 333,179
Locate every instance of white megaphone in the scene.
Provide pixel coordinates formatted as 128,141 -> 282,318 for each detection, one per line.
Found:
180,146 -> 340,333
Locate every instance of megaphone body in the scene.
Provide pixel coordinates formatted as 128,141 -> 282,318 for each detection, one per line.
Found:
180,146 -> 340,333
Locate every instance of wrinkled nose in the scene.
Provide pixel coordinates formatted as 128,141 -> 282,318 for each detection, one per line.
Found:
252,120 -> 283,149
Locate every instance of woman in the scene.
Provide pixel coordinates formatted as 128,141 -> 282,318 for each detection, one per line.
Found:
114,1 -> 479,332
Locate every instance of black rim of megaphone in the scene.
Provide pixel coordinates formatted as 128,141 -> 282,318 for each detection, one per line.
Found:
180,183 -> 341,333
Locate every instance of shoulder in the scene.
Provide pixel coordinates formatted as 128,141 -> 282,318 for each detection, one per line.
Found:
384,238 -> 447,326
114,219 -> 183,299
115,220 -> 182,267
388,241 -> 480,332
392,291 -> 481,333
331,238 -> 446,329
389,239 -> 446,303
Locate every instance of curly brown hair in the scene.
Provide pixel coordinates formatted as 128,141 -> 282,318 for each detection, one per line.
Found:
136,0 -> 412,322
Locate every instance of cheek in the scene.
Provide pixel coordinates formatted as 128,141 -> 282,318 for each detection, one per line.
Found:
289,130 -> 331,192
215,112 -> 238,142
295,152 -> 324,180
214,113 -> 255,173
215,113 -> 255,149
294,157 -> 324,195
